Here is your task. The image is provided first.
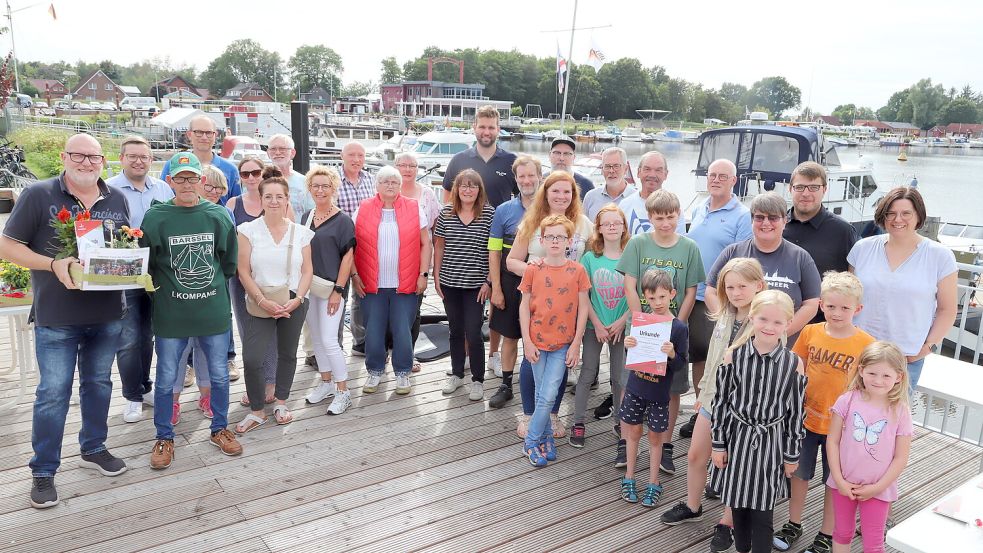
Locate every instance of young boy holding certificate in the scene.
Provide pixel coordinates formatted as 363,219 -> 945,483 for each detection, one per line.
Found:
620,268 -> 689,507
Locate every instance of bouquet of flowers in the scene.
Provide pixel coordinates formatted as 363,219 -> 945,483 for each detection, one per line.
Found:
0,259 -> 32,307
112,226 -> 144,248
50,205 -> 90,259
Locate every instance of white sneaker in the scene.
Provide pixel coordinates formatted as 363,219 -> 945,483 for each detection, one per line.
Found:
443,375 -> 464,394
327,390 -> 352,415
395,374 -> 412,395
363,374 -> 382,394
227,359 -> 241,382
122,400 -> 143,423
183,364 -> 194,387
567,368 -> 580,387
306,381 -> 337,404
468,381 -> 484,401
489,352 -> 502,378
142,393 -> 155,406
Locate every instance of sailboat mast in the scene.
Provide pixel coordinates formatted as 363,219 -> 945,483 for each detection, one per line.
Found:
559,0 -> 577,134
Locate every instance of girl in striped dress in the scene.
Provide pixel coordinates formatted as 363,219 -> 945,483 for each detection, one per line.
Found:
711,290 -> 806,553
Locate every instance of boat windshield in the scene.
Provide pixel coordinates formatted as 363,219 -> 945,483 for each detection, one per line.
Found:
964,226 -> 983,240
412,141 -> 470,155
941,224 -> 966,237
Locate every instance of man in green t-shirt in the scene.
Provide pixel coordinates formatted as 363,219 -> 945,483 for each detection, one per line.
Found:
140,153 -> 242,470
615,189 -> 704,476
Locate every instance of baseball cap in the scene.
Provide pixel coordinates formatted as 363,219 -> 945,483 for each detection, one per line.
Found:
169,152 -> 203,177
550,134 -> 576,151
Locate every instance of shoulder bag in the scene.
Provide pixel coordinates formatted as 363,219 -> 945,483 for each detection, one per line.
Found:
245,223 -> 295,318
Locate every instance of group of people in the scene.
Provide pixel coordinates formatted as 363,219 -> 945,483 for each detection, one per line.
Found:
0,106 -> 958,553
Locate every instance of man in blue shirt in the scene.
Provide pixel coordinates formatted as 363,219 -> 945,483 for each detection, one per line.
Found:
160,115 -> 240,205
107,135 -> 174,424
582,147 -> 636,221
545,135 -> 594,200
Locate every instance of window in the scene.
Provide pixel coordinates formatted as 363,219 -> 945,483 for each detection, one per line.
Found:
105,83 -> 113,91
88,82 -> 96,90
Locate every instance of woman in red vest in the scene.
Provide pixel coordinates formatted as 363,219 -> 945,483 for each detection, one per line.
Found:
352,166 -> 433,395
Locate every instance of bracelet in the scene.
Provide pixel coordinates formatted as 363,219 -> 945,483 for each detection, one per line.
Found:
50,258 -> 56,272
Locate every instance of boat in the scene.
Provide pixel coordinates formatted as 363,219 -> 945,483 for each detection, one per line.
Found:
543,129 -> 563,140
309,120 -> 400,154
498,129 -> 513,141
969,139 -> 983,149
652,129 -> 701,143
574,129 -> 597,143
620,127 -> 645,142
520,131 -> 545,141
878,134 -> 906,146
687,125 -> 884,227
595,125 -> 622,142
365,133 -> 419,162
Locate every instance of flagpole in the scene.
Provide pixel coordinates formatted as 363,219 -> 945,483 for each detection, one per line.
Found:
559,0 -> 577,134
6,1 -> 19,92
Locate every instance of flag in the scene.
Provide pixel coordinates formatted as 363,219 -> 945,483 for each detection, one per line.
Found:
48,3 -> 57,20
556,42 -> 567,94
586,39 -> 607,72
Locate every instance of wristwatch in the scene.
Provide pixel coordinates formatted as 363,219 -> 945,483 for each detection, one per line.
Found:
333,284 -> 345,295
420,272 -> 429,277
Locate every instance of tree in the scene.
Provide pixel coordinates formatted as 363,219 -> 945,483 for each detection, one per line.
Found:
98,60 -> 122,82
200,39 -> 283,97
940,97 -> 980,125
596,58 -> 652,119
877,89 -> 910,121
720,82 -> 748,106
289,44 -> 343,94
855,106 -> 875,120
831,103 -> 857,124
747,76 -> 801,117
380,56 -> 402,84
907,78 -> 946,128
341,80 -> 376,97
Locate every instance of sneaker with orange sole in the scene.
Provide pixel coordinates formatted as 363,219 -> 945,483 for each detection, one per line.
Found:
209,429 -> 242,456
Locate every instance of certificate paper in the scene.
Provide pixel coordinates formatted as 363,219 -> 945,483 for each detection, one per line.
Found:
625,311 -> 673,375
79,247 -> 151,291
74,219 -> 105,258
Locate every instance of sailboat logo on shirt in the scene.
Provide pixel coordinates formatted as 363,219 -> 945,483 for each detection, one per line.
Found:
764,271 -> 795,291
168,233 -> 216,290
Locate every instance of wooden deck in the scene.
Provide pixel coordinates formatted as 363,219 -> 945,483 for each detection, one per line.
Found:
0,302 -> 980,553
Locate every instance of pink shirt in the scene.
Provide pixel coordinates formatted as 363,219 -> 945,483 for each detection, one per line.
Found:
826,390 -> 912,502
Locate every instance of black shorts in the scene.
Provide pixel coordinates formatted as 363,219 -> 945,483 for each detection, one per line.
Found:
793,429 -> 830,482
688,300 -> 714,363
618,391 -> 670,433
489,269 -> 522,340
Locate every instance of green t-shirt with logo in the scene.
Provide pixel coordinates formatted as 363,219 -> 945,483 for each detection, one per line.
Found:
615,233 -> 705,314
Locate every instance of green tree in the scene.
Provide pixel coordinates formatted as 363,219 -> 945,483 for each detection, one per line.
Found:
720,82 -> 749,105
831,103 -> 857,124
341,80 -> 376,97
380,56 -> 402,84
855,106 -> 875,120
876,89 -> 910,121
289,44 -> 343,94
907,78 -> 946,128
98,60 -> 123,82
200,39 -> 283,97
596,58 -> 652,119
940,97 -> 980,125
747,76 -> 801,117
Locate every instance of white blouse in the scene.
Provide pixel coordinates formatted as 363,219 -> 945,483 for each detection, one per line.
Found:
238,218 -> 314,292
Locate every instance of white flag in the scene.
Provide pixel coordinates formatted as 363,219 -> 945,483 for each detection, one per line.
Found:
586,40 -> 607,72
556,42 -> 567,94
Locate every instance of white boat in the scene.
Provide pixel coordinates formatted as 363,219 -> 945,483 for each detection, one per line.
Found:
620,127 -> 645,142
653,129 -> 700,143
366,133 -> 419,162
878,133 -> 906,146
310,120 -> 400,154
969,139 -> 983,149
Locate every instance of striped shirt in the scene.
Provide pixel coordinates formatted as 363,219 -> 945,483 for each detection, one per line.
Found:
434,204 -> 495,289
711,340 -> 806,511
337,169 -> 375,216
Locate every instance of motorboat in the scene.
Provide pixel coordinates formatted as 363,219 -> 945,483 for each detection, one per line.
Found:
688,125 -> 884,227
653,129 -> 700,143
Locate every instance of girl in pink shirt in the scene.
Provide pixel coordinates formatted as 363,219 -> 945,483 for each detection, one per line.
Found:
826,341 -> 913,553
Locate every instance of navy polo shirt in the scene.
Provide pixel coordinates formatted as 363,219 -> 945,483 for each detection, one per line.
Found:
784,205 -> 858,322
2,174 -> 130,326
442,146 -> 518,208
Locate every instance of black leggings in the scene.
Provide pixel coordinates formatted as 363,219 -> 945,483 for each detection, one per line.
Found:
731,507 -> 774,553
442,285 -> 485,382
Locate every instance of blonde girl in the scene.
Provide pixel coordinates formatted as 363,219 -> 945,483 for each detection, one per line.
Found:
570,204 -> 630,449
710,290 -> 806,553
827,341 -> 911,553
661,258 -> 766,546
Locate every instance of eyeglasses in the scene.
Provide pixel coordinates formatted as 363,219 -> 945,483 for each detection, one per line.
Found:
396,163 -> 418,169
310,184 -> 335,191
379,181 -> 400,188
791,184 -> 824,192
65,152 -> 105,164
600,221 -> 624,229
752,214 -> 784,223
542,234 -> 569,243
458,183 -> 480,190
707,173 -> 732,181
550,151 -> 574,158
267,147 -> 291,153
202,184 -> 225,193
191,130 -> 216,137
172,176 -> 201,184
602,163 -> 623,171
123,154 -> 151,162
885,210 -> 916,220
240,169 -> 263,178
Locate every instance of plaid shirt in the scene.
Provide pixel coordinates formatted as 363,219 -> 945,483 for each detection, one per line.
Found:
337,169 -> 375,216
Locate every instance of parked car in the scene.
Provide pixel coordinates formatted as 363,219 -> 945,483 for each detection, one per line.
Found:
54,100 -> 70,110
99,102 -> 118,111
33,100 -> 48,108
38,107 -> 56,116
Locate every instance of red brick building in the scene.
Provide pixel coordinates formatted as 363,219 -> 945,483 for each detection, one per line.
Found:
222,82 -> 274,103
28,79 -> 68,100
150,75 -> 206,99
929,123 -> 983,138
72,70 -> 124,102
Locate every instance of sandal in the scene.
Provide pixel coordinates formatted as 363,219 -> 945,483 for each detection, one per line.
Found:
525,445 -> 547,467
272,404 -> 293,425
540,435 -> 558,461
551,413 -> 566,438
235,413 -> 268,434
620,477 -> 639,503
516,415 -> 531,439
641,483 -> 663,507
239,392 -> 276,406
411,363 -> 422,373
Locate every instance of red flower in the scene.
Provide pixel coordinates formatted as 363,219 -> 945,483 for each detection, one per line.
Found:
77,210 -> 91,222
131,229 -> 144,238
2,291 -> 25,298
56,206 -> 71,223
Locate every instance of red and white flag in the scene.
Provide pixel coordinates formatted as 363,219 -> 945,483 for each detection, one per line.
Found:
556,42 -> 567,94
586,39 -> 607,73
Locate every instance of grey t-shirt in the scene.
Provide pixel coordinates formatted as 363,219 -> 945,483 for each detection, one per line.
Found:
301,210 -> 356,284
706,238 -> 821,311
2,175 -> 130,326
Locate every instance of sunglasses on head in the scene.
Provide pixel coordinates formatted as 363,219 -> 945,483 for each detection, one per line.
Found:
240,169 -> 263,178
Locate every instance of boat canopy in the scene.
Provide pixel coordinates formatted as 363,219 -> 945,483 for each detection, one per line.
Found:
697,126 -> 829,183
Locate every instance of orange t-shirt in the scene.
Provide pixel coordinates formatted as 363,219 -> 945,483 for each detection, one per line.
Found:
518,260 -> 592,351
792,323 -> 876,434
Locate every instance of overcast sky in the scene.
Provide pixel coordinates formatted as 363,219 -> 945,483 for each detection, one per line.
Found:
10,0 -> 982,113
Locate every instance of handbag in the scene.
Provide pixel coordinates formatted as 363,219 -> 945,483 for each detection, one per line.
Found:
245,224 -> 295,318
305,211 -> 335,300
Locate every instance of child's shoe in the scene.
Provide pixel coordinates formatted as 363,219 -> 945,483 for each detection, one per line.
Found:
620,477 -> 638,503
640,483 -> 663,507
773,521 -> 803,551
540,435 -> 558,461
524,445 -> 547,468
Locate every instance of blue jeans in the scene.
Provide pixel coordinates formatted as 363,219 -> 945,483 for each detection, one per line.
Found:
154,332 -> 230,439
907,357 -> 926,395
117,289 -> 154,402
31,320 -> 123,477
520,357 -> 568,415
524,345 -> 570,451
362,288 -> 418,376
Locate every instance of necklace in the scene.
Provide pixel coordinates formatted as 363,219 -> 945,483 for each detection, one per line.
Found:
313,207 -> 336,223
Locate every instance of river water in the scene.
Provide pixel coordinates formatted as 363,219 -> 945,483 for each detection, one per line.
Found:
511,140 -> 983,226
